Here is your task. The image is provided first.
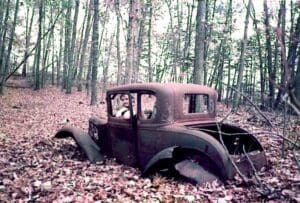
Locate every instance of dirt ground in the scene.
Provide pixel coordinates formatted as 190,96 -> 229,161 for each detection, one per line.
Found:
0,86 -> 299,202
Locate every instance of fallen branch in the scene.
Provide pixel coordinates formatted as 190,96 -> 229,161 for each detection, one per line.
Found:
293,149 -> 300,173
282,92 -> 300,116
198,128 -> 300,149
228,85 -> 273,127
4,8 -> 63,82
242,145 -> 262,185
219,106 -> 234,123
218,81 -> 274,127
215,121 -> 254,185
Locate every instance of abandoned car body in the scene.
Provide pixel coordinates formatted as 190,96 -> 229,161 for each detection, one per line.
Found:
55,83 -> 267,184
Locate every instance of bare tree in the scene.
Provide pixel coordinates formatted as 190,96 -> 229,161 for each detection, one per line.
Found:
90,0 -> 100,105
232,0 -> 251,111
193,0 -> 206,85
66,0 -> 79,94
264,0 -> 275,108
22,2 -> 35,77
77,0 -> 93,91
125,0 -> 140,84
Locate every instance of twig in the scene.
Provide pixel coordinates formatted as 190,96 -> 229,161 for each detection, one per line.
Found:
198,128 -> 250,136
292,149 -> 300,173
228,85 -> 273,127
242,145 -> 261,185
215,121 -> 253,185
241,147 -> 284,199
219,80 -> 274,126
282,92 -> 300,116
219,106 -> 234,123
198,128 -> 300,149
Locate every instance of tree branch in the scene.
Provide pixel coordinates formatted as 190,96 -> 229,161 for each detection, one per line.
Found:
227,84 -> 274,127
4,9 -> 63,82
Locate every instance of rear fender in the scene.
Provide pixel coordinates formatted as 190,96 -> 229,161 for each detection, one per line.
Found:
142,146 -> 231,181
220,123 -> 264,153
198,123 -> 267,175
55,126 -> 104,163
142,147 -> 176,177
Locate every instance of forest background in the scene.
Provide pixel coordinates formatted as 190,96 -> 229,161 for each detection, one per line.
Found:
0,0 -> 299,109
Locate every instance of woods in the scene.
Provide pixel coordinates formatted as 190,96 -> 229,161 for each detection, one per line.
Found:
0,0 -> 299,111
0,0 -> 298,109
0,0 -> 300,202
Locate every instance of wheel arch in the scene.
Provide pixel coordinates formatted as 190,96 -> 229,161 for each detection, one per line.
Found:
55,126 -> 104,163
142,144 -> 235,180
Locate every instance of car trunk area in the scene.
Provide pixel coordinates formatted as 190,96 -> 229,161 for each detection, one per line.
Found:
185,122 -> 267,176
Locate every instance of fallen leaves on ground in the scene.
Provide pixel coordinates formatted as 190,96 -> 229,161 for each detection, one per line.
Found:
0,86 -> 299,202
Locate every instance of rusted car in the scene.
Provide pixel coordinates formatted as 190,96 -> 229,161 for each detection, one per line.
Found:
55,83 -> 267,184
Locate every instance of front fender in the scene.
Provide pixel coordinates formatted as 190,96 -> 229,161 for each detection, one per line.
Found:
55,126 -> 104,163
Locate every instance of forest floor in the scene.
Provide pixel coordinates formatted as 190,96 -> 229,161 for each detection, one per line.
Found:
0,84 -> 299,202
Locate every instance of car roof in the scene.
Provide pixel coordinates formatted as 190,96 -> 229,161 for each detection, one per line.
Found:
107,83 -> 216,96
107,83 -> 217,125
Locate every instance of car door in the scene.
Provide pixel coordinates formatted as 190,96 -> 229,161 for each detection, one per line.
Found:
136,92 -> 161,168
107,92 -> 138,167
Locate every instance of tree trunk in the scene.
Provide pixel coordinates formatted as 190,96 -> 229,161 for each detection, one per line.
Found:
0,0 -> 11,95
232,0 -> 251,111
193,0 -> 206,85
51,40 -> 55,85
125,0 -> 140,84
62,0 -> 72,90
225,47 -> 232,106
102,32 -> 115,93
287,12 -> 300,81
90,0 -> 100,105
209,0 -> 232,90
251,2 -> 266,109
216,0 -> 232,101
295,47 -> 300,102
51,6 -> 55,86
182,0 -> 195,83
166,0 -> 181,82
57,20 -> 64,87
264,0 -> 275,108
22,4 -> 35,77
66,0 -> 79,94
275,0 -> 287,109
34,0 -> 43,90
147,0 -> 153,82
0,0 -> 5,35
74,1 -> 88,81
78,0 -> 93,91
203,0 -> 216,85
0,0 -> 19,95
41,11 -> 54,88
288,0 -> 295,79
135,0 -> 146,83
175,0 -> 182,82
115,0 -> 122,85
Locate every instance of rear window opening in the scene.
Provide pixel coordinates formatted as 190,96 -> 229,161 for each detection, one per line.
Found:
140,93 -> 157,120
183,94 -> 209,114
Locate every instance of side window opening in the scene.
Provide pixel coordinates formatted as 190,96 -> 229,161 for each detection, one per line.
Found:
110,93 -> 137,119
140,93 -> 157,120
183,94 -> 209,114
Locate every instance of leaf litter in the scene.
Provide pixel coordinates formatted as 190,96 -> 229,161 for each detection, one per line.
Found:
0,87 -> 299,202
